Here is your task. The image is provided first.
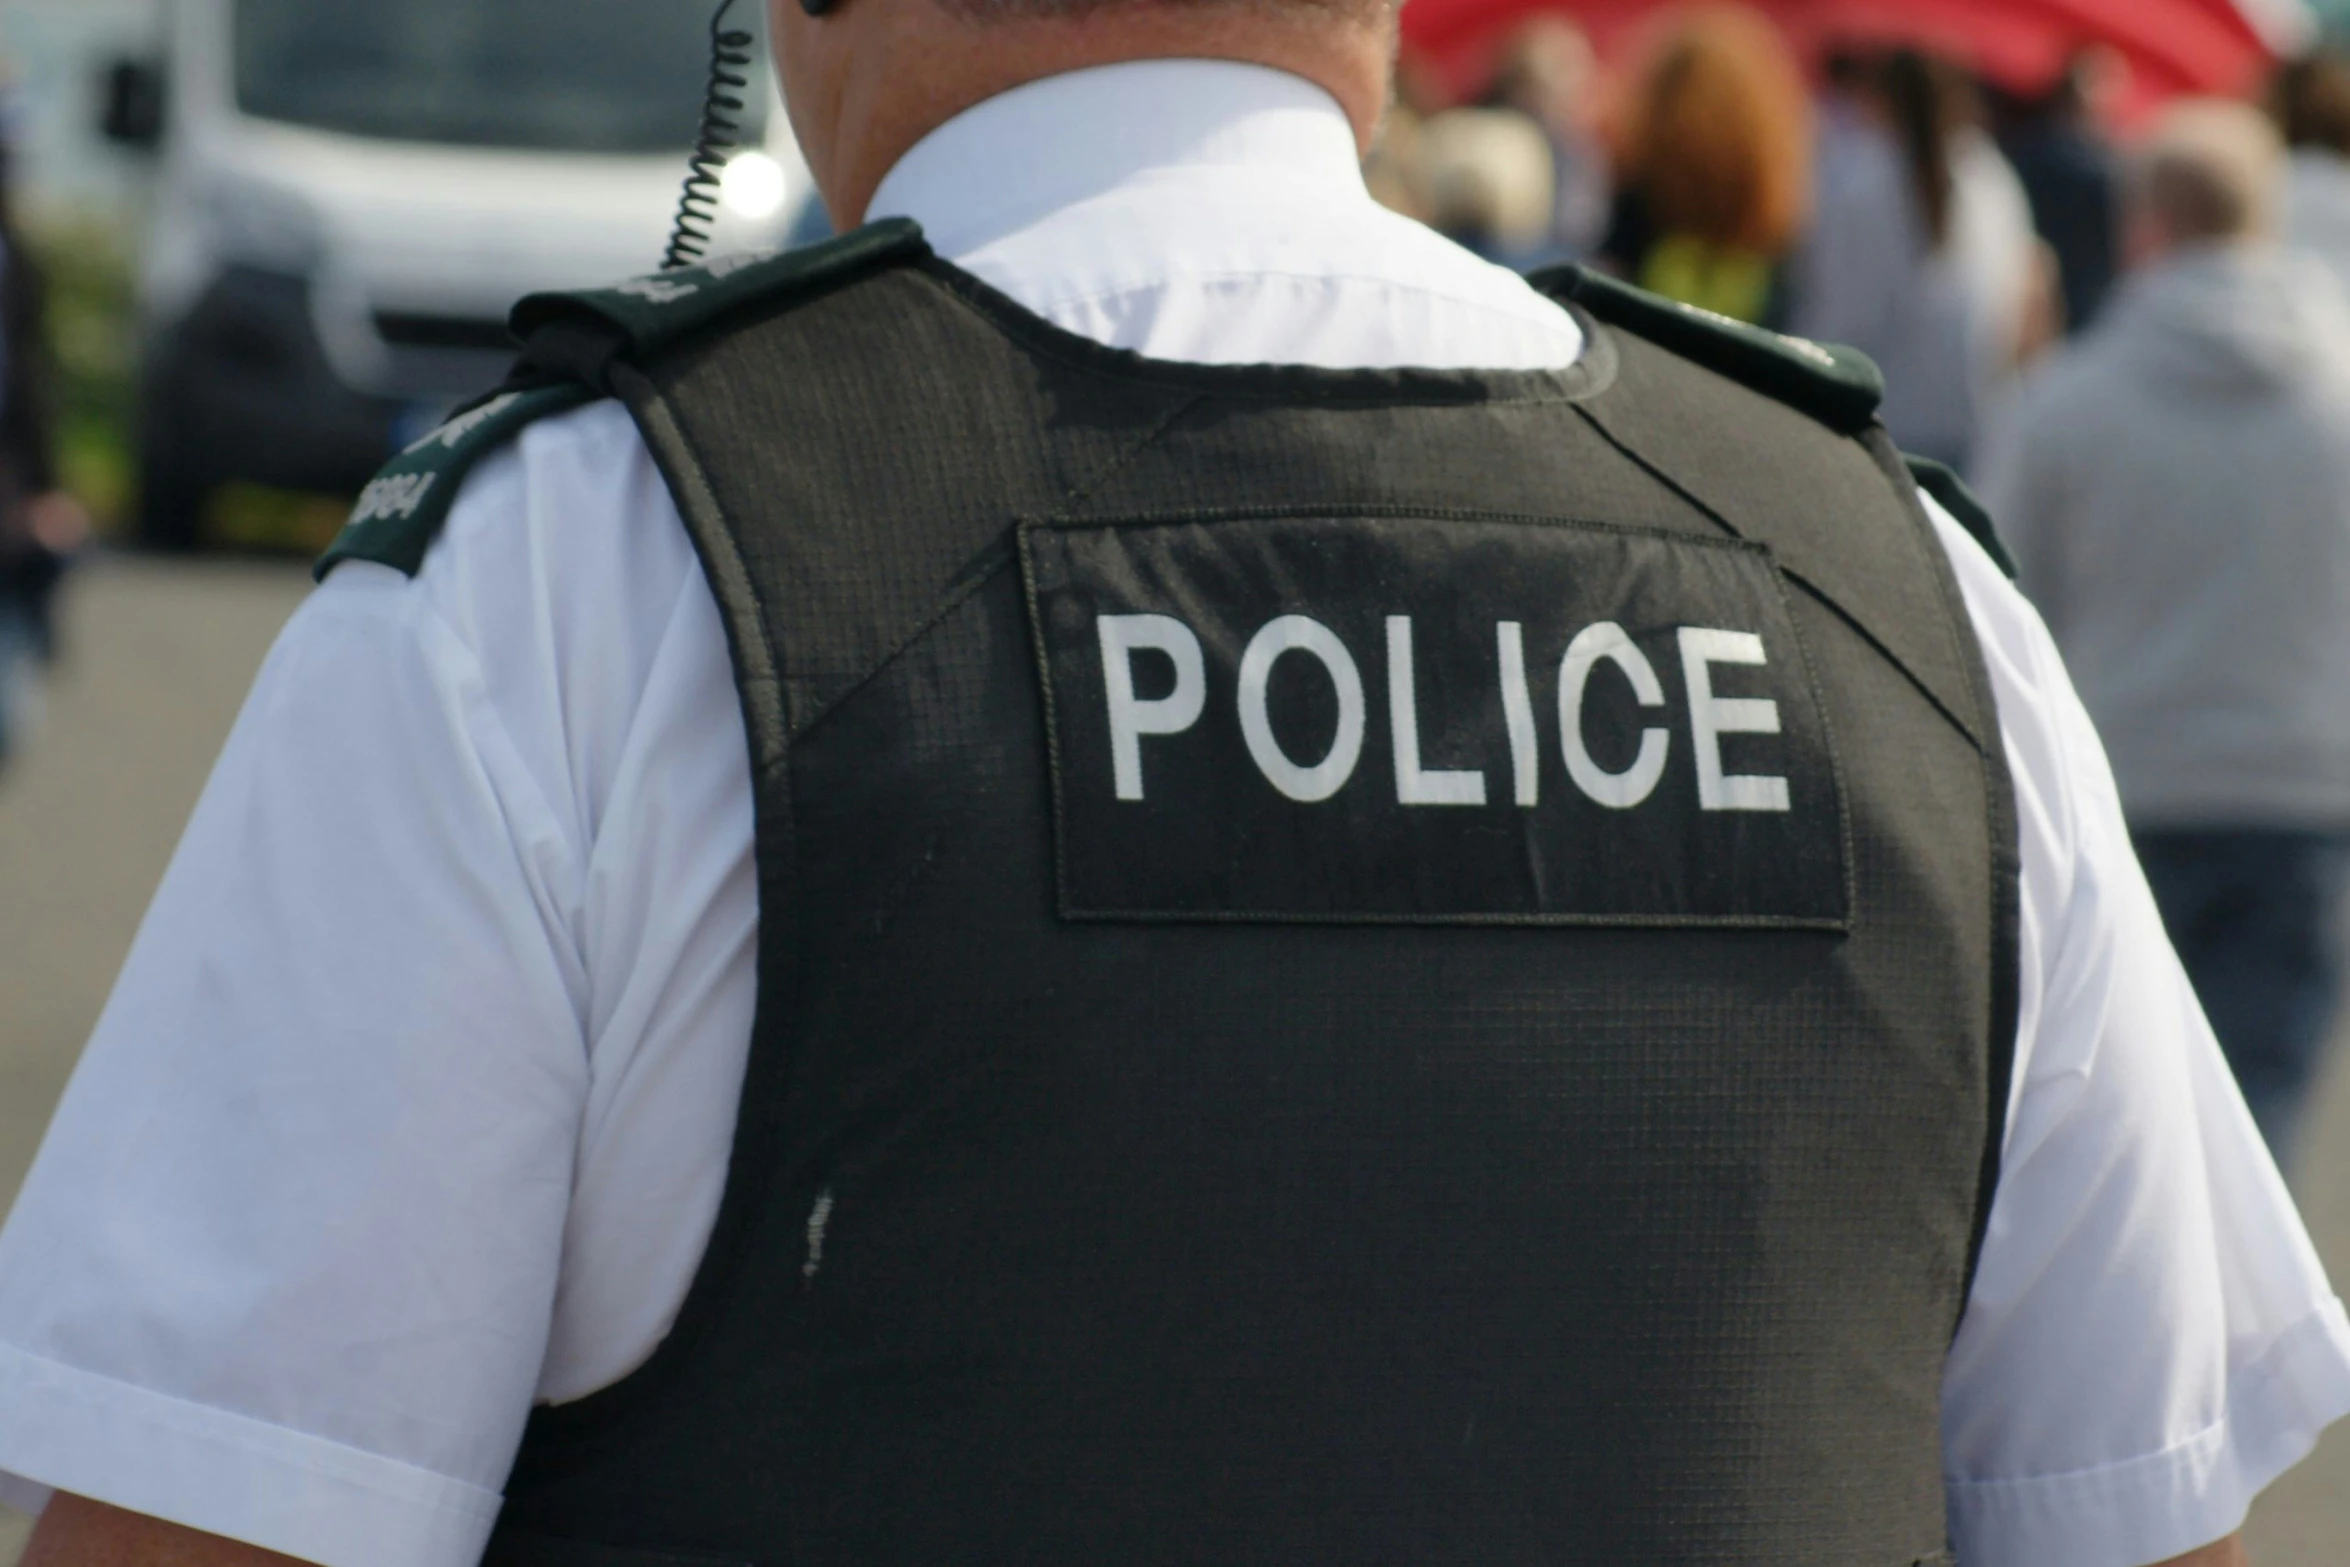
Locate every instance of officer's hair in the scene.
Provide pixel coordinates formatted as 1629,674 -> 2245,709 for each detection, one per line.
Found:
2136,100 -> 2285,245
938,0 -> 1397,20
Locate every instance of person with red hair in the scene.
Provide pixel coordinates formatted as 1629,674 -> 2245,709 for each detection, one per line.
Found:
1599,4 -> 1813,325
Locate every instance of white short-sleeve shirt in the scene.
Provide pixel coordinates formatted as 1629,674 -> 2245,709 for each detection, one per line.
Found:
1,61 -> 2346,1567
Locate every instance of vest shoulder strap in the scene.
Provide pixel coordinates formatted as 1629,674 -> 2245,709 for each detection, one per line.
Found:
314,220 -> 933,583
1539,265 -> 1887,436
507,218 -> 931,362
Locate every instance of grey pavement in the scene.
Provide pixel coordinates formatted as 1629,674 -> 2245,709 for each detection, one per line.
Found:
0,557 -> 2345,1560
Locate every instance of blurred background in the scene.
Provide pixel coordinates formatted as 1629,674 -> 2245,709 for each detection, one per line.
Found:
8,0 -> 2350,1557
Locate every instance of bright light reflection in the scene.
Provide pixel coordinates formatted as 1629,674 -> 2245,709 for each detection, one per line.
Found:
721,152 -> 789,221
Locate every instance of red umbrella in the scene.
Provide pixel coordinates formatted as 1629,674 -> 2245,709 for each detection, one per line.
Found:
1400,0 -> 2312,110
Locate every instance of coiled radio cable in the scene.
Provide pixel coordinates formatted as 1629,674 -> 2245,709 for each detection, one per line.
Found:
663,0 -> 757,271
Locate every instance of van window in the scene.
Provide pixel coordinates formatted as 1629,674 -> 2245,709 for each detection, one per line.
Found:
232,0 -> 768,153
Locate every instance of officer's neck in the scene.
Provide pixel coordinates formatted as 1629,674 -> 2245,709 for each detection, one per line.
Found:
774,0 -> 1398,229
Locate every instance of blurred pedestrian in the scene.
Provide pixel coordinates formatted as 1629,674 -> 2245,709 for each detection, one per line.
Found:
1790,48 -> 2036,470
0,124 -> 84,773
1994,54 -> 2124,333
2270,47 -> 2350,295
1484,17 -> 1612,259
1598,4 -> 1811,327
1977,101 -> 2350,1170
1419,106 -> 1558,266
1795,49 -> 1912,352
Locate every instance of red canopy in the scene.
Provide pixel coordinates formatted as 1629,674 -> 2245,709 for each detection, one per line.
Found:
1400,0 -> 2309,111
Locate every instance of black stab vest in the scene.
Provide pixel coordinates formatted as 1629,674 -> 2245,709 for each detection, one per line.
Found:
482,252 -> 2016,1567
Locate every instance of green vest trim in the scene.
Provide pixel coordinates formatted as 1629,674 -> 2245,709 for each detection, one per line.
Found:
1538,265 -> 1887,435
314,221 -> 935,585
509,219 -> 931,361
1906,456 -> 2020,581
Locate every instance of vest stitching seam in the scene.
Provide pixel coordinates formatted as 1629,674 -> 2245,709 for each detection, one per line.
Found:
1758,534 -> 1865,937
1867,431 -> 2024,1315
1876,442 -> 1994,721
790,548 -> 1018,744
1568,399 -> 1990,755
627,379 -> 795,770
1779,571 -> 1985,753
1044,394 -> 1209,518
784,395 -> 1207,745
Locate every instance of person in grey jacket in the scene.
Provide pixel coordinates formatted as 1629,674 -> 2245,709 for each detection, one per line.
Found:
1978,99 -> 2350,1171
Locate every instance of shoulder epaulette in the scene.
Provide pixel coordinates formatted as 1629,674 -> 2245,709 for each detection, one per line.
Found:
314,381 -> 595,582
1905,455 -> 2019,581
509,218 -> 931,363
1543,265 -> 1886,435
316,221 -> 933,583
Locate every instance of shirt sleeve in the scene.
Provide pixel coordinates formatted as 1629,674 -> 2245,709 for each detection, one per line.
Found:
0,405 -> 705,1567
1928,496 -> 2350,1567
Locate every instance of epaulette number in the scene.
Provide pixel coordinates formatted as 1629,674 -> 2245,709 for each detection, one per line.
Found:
352,472 -> 438,526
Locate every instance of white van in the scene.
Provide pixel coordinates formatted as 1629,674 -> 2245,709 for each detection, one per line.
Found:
103,0 -> 811,546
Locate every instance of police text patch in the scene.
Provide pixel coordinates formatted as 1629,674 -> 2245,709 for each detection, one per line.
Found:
1021,514 -> 1849,929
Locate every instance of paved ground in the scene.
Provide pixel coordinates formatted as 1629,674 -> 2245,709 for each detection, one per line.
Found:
0,556 -> 2346,1561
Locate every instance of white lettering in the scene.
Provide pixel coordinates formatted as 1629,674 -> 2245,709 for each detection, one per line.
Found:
403,393 -> 520,456
705,249 -> 779,281
1239,616 -> 1366,804
351,471 -> 437,527
1678,628 -> 1791,813
1560,622 -> 1671,810
1497,622 -> 1540,808
1387,617 -> 1487,807
616,276 -> 700,305
1097,615 -> 1207,802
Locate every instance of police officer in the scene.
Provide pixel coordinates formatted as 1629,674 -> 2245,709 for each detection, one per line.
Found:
0,4 -> 2340,1566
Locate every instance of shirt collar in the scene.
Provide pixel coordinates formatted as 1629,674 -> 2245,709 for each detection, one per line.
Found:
867,59 -> 1368,259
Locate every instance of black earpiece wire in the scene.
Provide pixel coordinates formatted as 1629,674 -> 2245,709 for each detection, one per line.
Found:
662,0 -> 759,270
